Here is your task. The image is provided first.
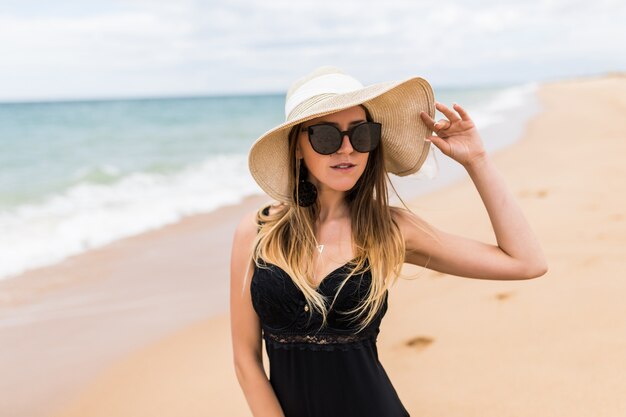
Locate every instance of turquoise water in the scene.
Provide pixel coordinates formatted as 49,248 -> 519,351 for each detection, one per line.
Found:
0,83 -> 538,279
0,95 -> 284,208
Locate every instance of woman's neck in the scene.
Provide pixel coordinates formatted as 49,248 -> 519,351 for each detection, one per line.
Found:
316,189 -> 349,223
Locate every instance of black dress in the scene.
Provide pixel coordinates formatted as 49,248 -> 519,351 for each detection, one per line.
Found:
250,207 -> 410,417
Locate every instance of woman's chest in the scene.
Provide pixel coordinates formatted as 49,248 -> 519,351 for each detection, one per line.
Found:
250,261 -> 385,333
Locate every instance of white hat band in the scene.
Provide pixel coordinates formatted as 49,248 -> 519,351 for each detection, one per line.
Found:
284,73 -> 364,119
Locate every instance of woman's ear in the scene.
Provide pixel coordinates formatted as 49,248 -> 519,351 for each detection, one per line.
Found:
295,144 -> 302,159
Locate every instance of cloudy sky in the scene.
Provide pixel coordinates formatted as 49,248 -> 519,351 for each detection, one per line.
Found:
1,0 -> 625,101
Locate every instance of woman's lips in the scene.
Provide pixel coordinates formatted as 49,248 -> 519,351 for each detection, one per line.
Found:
331,163 -> 355,171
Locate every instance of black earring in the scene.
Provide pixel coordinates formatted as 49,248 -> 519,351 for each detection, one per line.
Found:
294,159 -> 317,207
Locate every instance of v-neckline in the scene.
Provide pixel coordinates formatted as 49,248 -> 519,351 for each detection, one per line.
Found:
264,257 -> 360,292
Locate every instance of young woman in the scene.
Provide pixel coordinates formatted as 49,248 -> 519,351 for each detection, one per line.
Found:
230,66 -> 547,417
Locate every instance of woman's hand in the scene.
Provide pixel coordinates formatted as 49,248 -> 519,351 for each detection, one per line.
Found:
420,102 -> 487,168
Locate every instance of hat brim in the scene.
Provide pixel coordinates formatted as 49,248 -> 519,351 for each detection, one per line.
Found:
248,77 -> 435,203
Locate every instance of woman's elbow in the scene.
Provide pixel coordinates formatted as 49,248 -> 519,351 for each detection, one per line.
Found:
524,260 -> 549,279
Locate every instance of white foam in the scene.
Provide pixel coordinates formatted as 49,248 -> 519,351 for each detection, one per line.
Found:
0,154 -> 262,280
467,82 -> 538,130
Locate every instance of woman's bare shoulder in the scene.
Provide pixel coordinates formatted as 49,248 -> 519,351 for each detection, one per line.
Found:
389,205 -> 435,237
266,201 -> 288,216
235,201 -> 286,235
388,205 -> 414,222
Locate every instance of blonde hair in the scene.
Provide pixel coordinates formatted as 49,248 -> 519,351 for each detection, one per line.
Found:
247,105 -> 435,334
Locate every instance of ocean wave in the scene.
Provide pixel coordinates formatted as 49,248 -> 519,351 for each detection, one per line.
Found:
0,154 -> 261,280
468,82 -> 539,130
70,163 -> 124,184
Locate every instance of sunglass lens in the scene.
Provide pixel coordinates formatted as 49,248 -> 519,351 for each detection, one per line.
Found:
308,124 -> 341,154
352,122 -> 381,152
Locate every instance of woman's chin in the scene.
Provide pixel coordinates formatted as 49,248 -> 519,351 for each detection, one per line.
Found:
321,180 -> 359,193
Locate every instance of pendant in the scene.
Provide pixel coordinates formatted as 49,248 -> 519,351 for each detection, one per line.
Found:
316,244 -> 324,253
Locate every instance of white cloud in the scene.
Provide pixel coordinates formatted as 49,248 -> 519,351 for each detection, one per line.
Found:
0,0 -> 625,101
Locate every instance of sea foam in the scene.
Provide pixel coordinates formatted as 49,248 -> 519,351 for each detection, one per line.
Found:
0,154 -> 261,279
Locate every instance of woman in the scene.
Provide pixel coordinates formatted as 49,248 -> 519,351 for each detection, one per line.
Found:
230,66 -> 548,417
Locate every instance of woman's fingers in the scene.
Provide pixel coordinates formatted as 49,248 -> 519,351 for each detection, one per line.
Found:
420,111 -> 437,130
426,134 -> 453,157
453,103 -> 472,121
421,101 -> 469,132
435,102 -> 461,122
420,109 -> 450,129
434,120 -> 452,138
420,102 -> 464,130
433,119 -> 451,131
420,112 -> 450,131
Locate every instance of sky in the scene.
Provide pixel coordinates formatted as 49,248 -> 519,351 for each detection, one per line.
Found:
1,0 -> 625,101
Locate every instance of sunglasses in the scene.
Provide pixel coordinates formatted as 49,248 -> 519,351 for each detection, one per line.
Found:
300,122 -> 382,155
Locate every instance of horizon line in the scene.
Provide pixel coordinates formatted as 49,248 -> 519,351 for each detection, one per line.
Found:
2,71 -> 620,105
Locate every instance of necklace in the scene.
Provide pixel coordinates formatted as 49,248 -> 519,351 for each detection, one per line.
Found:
316,244 -> 325,253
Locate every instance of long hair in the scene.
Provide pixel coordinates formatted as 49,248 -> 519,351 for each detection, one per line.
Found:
248,105 -> 435,333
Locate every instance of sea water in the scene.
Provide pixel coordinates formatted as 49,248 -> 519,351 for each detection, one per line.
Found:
0,83 -> 539,280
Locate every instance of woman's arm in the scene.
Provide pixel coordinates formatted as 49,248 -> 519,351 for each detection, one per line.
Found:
465,152 -> 547,276
394,102 -> 548,280
230,209 -> 285,416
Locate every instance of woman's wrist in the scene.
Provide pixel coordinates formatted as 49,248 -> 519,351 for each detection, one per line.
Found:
462,151 -> 489,171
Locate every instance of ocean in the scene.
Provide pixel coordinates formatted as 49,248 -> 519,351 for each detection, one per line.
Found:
0,83 -> 539,280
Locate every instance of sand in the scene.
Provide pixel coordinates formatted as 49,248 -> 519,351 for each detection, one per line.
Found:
1,75 -> 625,417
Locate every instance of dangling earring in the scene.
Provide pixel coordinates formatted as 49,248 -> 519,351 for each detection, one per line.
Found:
293,159 -> 317,207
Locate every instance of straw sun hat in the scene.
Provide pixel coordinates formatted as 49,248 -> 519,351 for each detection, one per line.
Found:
248,66 -> 436,203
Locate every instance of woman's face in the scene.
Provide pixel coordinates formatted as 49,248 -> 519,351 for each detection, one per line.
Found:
296,106 -> 370,193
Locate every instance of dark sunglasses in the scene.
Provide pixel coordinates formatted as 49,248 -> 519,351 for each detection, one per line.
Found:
300,122 -> 382,155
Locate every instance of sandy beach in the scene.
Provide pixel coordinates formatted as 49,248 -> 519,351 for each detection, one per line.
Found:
1,74 -> 625,417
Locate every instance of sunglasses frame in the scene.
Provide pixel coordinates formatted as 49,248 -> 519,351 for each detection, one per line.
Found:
300,121 -> 382,155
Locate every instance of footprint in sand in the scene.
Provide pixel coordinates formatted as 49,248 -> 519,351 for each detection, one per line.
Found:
518,189 -> 549,199
579,255 -> 600,267
494,291 -> 514,301
405,336 -> 434,351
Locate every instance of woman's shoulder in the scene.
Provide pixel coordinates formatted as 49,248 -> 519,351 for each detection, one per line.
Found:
388,205 -> 411,221
257,200 -> 288,219
260,201 -> 287,217
388,205 -> 435,237
235,200 -> 286,234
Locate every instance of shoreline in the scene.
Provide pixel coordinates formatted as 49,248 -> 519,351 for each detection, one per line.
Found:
1,74 -> 625,416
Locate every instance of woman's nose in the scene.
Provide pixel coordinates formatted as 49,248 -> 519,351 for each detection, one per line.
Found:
336,133 -> 354,154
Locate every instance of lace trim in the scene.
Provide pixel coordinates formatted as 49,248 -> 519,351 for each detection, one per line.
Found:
263,330 -> 376,351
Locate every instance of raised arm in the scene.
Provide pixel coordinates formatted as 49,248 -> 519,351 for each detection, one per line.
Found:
394,102 -> 547,280
230,209 -> 285,416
